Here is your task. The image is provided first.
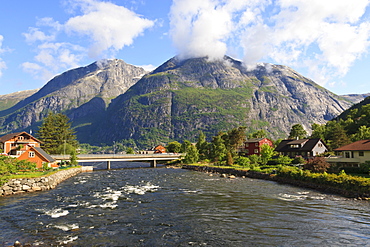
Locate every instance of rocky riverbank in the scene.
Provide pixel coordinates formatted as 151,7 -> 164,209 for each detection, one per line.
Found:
0,166 -> 93,196
182,165 -> 370,200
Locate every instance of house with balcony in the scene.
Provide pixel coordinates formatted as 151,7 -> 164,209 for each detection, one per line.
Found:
239,138 -> 274,156
326,139 -> 370,167
0,132 -> 56,168
274,138 -> 328,158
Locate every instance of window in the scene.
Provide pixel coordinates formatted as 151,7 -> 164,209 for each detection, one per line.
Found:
254,149 -> 259,154
245,150 -> 249,154
318,143 -> 323,147
255,143 -> 259,147
359,151 -> 364,157
345,152 -> 350,158
29,151 -> 35,158
245,143 -> 249,147
291,144 -> 300,148
18,136 -> 24,141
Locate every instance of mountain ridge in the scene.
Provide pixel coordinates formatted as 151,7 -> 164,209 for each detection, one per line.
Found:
85,56 -> 352,146
0,56 -> 363,147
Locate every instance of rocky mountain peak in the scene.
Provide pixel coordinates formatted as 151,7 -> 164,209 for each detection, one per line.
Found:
0,59 -> 147,134
88,56 -> 352,146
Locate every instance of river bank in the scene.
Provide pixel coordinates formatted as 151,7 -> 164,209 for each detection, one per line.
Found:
0,166 -> 93,196
182,165 -> 370,200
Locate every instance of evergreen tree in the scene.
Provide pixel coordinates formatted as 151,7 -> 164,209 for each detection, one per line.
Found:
325,121 -> 350,150
181,140 -> 192,153
211,134 -> 227,164
310,123 -> 326,140
183,144 -> 199,164
288,124 -> 307,139
225,126 -> 247,154
37,112 -> 78,154
196,131 -> 209,160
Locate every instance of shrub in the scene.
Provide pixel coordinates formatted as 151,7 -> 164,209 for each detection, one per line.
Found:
249,154 -> 261,165
304,157 -> 330,173
360,161 -> 370,174
235,156 -> 251,167
292,156 -> 306,164
277,165 -> 370,194
275,155 -> 293,165
16,160 -> 36,171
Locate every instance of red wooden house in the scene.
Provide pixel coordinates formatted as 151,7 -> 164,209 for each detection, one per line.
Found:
240,138 -> 274,156
0,132 -> 56,168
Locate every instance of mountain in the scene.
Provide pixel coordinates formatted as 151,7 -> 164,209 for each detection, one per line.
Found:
87,56 -> 351,146
334,96 -> 370,121
0,59 -> 146,134
0,89 -> 38,111
341,93 -> 370,104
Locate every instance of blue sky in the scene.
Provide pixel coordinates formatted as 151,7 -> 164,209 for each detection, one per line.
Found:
0,0 -> 370,96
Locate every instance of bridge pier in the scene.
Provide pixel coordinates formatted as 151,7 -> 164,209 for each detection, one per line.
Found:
150,160 -> 157,168
107,160 -> 111,170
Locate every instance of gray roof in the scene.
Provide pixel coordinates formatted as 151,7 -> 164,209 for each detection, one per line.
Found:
33,147 -> 56,162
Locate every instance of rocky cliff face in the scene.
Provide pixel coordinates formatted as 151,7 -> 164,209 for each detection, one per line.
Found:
0,59 -> 146,134
90,56 -> 351,146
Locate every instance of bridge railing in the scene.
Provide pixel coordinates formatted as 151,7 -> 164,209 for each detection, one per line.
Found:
52,153 -> 184,160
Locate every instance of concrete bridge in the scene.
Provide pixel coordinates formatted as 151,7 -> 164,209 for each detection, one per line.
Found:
51,153 -> 183,169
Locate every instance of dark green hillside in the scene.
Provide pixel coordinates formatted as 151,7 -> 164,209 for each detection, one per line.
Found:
334,96 -> 370,121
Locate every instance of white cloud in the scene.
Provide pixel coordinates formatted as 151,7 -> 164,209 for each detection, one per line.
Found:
65,0 -> 155,58
169,0 -> 370,87
23,0 -> 155,82
0,35 -> 7,77
138,64 -> 156,72
169,0 -> 233,60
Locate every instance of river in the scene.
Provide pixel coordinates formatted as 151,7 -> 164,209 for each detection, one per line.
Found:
0,163 -> 369,246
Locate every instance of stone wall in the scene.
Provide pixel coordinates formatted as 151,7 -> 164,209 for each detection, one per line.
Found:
0,166 -> 93,196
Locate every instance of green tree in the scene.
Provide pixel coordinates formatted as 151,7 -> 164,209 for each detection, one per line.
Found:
310,123 -> 326,140
211,134 -> 227,164
126,147 -> 135,154
248,129 -> 267,139
260,144 -> 277,165
351,125 -> 370,141
325,121 -> 350,150
181,140 -> 192,153
37,112 -> 78,154
226,151 -> 233,166
166,141 -> 182,153
183,144 -> 199,164
196,131 -> 209,160
69,150 -> 78,166
288,124 -> 307,139
224,126 -> 247,155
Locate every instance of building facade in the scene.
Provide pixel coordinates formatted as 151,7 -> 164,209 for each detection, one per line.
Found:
326,139 -> 370,167
274,138 -> 328,158
240,138 -> 274,156
0,132 -> 56,168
